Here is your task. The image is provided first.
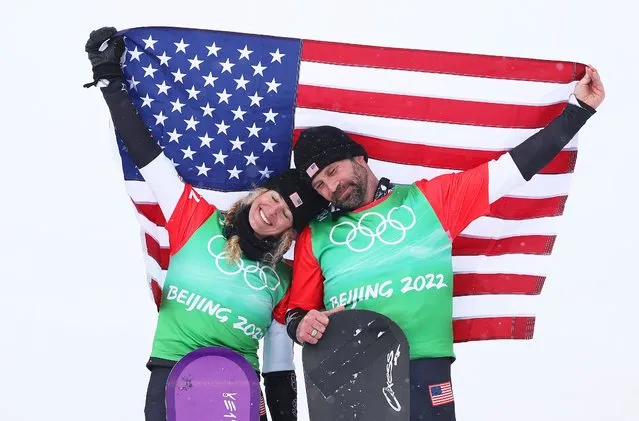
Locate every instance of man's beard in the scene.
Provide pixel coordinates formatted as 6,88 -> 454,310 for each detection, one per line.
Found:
331,162 -> 368,210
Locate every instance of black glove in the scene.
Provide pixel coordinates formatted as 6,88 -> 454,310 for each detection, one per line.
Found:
83,26 -> 125,88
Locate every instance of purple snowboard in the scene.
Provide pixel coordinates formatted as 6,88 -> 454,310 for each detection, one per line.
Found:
166,347 -> 261,421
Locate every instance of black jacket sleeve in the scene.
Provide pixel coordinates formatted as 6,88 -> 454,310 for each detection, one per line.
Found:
509,98 -> 596,181
100,78 -> 162,168
285,308 -> 308,345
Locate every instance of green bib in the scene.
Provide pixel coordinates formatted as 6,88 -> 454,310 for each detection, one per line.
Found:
151,211 -> 291,370
310,184 -> 454,359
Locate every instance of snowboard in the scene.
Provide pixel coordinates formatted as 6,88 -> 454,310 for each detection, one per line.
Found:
302,309 -> 410,421
166,347 -> 262,421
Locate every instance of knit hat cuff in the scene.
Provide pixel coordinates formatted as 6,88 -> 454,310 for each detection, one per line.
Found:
300,143 -> 367,180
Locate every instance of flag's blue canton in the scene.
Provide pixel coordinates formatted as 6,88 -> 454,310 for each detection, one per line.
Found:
117,27 -> 301,191
431,386 -> 443,396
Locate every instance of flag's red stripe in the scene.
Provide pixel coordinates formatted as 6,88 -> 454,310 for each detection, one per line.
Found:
490,196 -> 567,220
134,202 -> 167,226
292,129 -> 576,174
453,235 -> 556,256
137,202 -> 561,249
151,279 -> 163,311
453,316 -> 536,342
296,85 -> 566,129
146,234 -> 169,270
144,229 -> 554,274
301,40 -> 585,83
453,273 -> 545,295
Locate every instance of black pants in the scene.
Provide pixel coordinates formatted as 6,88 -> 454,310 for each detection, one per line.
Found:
409,357 -> 456,421
144,362 -> 268,421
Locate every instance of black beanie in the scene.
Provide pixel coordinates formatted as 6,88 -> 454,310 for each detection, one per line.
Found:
294,126 -> 368,181
260,168 -> 329,232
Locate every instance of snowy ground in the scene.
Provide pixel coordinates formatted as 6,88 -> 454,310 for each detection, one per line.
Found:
1,0 -> 638,420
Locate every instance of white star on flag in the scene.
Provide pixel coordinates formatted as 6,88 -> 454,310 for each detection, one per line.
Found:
206,42 -> 221,56
215,120 -> 230,134
156,81 -> 170,95
201,103 -> 215,117
184,116 -> 200,131
230,137 -> 245,151
143,35 -> 157,50
167,129 -> 183,143
202,72 -> 218,87
263,109 -> 278,123
128,46 -> 143,61
141,94 -> 154,108
186,85 -> 200,100
170,98 -> 185,113
251,62 -> 266,76
181,145 -> 196,160
196,162 -> 211,176
261,139 -> 276,152
227,165 -> 242,179
269,48 -> 285,63
244,152 -> 259,166
174,38 -> 189,53
198,133 -> 214,147
171,69 -> 186,83
142,64 -> 158,78
158,51 -> 172,66
247,123 -> 262,138
238,45 -> 253,60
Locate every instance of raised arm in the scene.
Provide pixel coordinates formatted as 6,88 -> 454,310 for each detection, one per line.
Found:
85,27 -> 183,221
416,66 -> 605,240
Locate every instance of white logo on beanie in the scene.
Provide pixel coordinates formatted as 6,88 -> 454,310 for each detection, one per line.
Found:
306,162 -> 319,177
289,192 -> 303,208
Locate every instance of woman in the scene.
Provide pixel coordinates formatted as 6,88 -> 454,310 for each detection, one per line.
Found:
84,27 -> 327,421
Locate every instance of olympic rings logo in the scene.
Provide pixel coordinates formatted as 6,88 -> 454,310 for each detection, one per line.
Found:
329,205 -> 416,253
207,235 -> 281,291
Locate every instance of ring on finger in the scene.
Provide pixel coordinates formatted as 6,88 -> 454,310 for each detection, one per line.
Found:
310,328 -> 318,338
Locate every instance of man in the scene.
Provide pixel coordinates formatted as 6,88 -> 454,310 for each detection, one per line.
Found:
284,67 -> 605,420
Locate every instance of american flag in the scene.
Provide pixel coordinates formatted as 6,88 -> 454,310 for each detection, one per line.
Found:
113,26 -> 585,343
429,382 -> 454,406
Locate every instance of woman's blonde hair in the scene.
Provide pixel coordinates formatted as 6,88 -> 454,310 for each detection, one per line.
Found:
223,187 -> 295,267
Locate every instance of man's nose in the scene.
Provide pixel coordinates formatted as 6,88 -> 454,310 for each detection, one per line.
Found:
327,179 -> 340,195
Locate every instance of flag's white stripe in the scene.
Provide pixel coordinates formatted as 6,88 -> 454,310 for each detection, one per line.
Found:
135,216 -> 553,276
367,159 -> 573,198
299,61 -> 577,107
126,166 -> 573,204
294,108 -> 579,151
452,295 -> 538,318
132,196 -> 562,247
452,254 -> 549,276
145,253 -> 166,287
136,212 -> 169,245
463,215 -> 561,237
125,181 -> 243,211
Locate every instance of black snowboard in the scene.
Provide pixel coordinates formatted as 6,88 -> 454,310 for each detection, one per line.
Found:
302,309 -> 410,421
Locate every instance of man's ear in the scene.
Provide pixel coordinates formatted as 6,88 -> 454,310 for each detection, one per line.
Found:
354,155 -> 366,164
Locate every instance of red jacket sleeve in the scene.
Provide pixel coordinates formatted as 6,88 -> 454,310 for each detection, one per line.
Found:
286,226 -> 325,311
166,184 -> 217,256
272,287 -> 291,325
415,162 -> 490,240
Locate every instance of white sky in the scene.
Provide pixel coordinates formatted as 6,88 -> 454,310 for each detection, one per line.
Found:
1,1 -> 637,420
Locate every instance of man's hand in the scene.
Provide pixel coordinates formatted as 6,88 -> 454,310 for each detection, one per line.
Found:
296,306 -> 345,345
574,65 -> 605,110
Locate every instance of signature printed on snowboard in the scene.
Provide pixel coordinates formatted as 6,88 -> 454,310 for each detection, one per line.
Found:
382,344 -> 402,412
